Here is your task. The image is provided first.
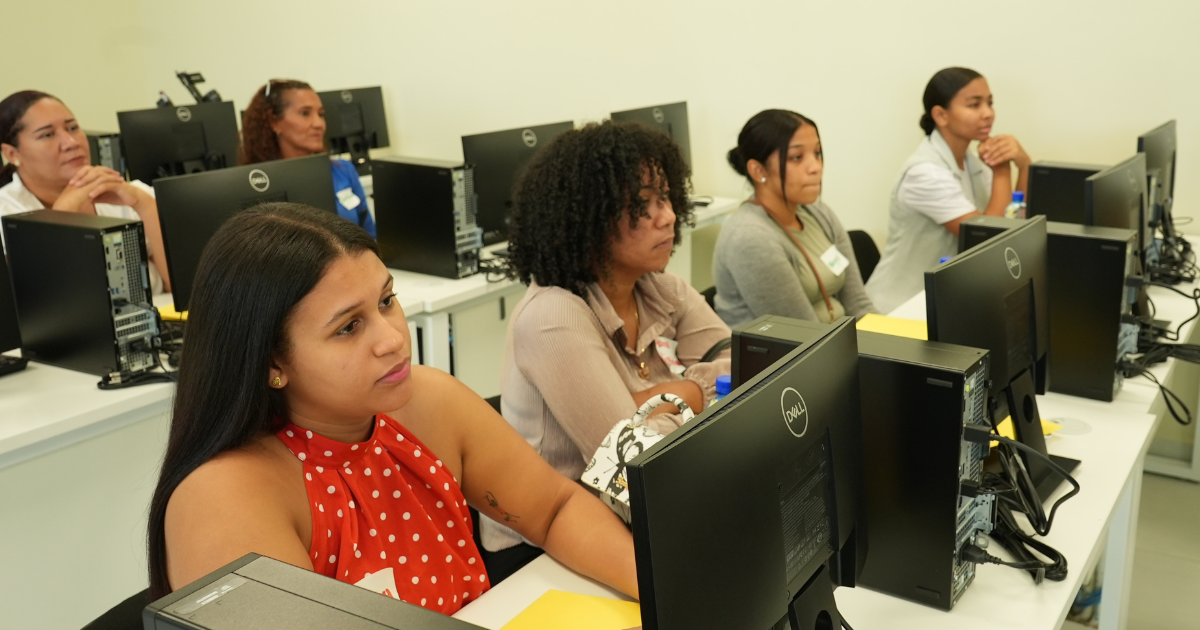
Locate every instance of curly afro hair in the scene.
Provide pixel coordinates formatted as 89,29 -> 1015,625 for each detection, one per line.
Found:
238,79 -> 316,165
507,120 -> 693,297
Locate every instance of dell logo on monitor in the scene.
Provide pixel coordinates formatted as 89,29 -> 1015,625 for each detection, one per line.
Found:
248,169 -> 270,192
340,90 -> 353,104
176,107 -> 192,123
521,129 -> 538,148
781,387 -> 809,437
652,107 -> 665,124
1004,247 -> 1022,279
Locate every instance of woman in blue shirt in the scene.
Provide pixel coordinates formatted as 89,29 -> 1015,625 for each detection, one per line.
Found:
239,79 -> 375,237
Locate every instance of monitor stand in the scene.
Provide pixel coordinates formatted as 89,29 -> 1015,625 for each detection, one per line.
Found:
1004,369 -> 1080,501
785,564 -> 844,630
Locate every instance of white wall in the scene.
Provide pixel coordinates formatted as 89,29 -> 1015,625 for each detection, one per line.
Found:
127,0 -> 1200,240
0,0 -> 150,132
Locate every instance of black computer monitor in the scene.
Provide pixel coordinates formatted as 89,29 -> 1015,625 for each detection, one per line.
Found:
461,121 -> 574,245
117,102 -> 239,184
1138,120 -> 1177,228
926,216 -> 1076,498
0,254 -> 21,354
610,101 -> 691,168
1086,153 -> 1149,258
153,155 -> 337,312
629,317 -> 863,630
317,87 -> 390,175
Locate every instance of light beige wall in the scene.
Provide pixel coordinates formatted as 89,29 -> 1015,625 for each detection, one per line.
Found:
1,0 -> 150,132
129,0 -> 1200,240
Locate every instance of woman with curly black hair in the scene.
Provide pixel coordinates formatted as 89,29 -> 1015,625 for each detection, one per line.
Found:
480,120 -> 731,568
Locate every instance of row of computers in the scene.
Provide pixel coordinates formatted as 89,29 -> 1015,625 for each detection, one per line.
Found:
97,88 -> 691,246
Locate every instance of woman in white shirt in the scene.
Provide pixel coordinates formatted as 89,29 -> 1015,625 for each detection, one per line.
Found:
866,67 -> 1031,314
0,91 -> 170,292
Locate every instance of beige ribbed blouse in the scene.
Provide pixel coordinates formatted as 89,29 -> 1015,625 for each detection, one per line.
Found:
481,271 -> 732,551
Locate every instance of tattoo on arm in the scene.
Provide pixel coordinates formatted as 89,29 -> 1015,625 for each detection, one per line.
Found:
484,491 -> 521,523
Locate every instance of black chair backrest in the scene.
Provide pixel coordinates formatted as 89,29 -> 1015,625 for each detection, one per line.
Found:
847,230 -> 881,282
81,588 -> 149,630
701,286 -> 717,310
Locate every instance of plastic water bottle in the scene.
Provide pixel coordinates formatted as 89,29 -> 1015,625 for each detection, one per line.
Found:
711,374 -> 732,406
1005,191 -> 1027,219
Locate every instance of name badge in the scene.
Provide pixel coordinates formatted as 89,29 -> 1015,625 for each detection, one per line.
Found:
654,337 -> 686,375
820,245 -> 850,277
337,187 -> 362,210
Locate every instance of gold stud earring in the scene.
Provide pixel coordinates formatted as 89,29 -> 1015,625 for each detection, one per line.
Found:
271,376 -> 282,387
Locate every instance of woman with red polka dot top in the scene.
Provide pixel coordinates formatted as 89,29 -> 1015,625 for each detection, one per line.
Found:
146,204 -> 639,613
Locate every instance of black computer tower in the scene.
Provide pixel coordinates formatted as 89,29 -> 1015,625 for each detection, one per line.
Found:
86,130 -> 123,174
145,554 -> 484,629
734,316 -> 994,611
1027,161 -> 1104,224
1,210 -> 159,377
960,216 -> 1138,401
372,157 -> 481,279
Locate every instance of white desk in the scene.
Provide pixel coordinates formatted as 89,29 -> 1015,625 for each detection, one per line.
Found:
455,292 -> 1162,630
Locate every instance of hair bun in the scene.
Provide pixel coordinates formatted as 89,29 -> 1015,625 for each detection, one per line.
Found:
919,112 -> 935,136
727,147 -> 747,176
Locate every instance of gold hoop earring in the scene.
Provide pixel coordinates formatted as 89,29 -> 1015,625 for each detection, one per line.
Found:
271,376 -> 282,387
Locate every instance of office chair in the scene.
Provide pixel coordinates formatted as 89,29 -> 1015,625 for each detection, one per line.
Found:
80,588 -> 149,630
847,230 -> 881,282
701,286 -> 717,310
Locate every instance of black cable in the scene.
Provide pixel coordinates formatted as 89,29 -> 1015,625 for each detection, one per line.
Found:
479,257 -> 509,283
964,427 -> 1080,536
1119,355 -> 1193,426
840,615 -> 855,630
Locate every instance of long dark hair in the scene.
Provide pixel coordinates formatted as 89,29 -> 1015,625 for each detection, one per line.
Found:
0,90 -> 58,187
727,109 -> 820,209
147,203 -> 377,598
920,67 -> 983,135
238,79 -> 316,165
506,120 -> 693,297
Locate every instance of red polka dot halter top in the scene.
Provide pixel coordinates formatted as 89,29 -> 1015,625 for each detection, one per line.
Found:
276,414 -> 489,614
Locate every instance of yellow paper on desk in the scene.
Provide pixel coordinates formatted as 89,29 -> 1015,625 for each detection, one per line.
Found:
499,590 -> 640,630
158,304 -> 187,321
993,417 -> 1062,447
857,313 -> 927,340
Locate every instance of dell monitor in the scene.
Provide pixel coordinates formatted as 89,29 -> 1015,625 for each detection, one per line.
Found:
1138,120 -> 1177,230
926,215 -> 1076,499
629,317 -> 863,630
610,101 -> 691,168
1086,153 -> 1149,260
462,121 -> 574,245
153,155 -> 337,312
317,86 -> 390,175
118,102 -> 239,184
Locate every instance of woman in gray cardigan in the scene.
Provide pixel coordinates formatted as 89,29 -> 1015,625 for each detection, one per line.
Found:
714,109 -> 876,328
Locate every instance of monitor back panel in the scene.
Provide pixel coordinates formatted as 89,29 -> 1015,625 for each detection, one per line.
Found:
154,155 -> 336,311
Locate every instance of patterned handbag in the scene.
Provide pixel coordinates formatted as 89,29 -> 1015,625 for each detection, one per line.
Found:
581,393 -> 695,524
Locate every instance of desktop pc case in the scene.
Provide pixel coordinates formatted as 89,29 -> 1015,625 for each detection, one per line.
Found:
372,157 -> 482,279
86,131 -> 123,173
960,216 -> 1138,401
145,554 -> 483,630
1027,161 -> 1104,225
733,316 -> 995,611
1,211 -> 159,377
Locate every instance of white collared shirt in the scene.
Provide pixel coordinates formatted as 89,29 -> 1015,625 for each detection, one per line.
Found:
0,173 -> 163,293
